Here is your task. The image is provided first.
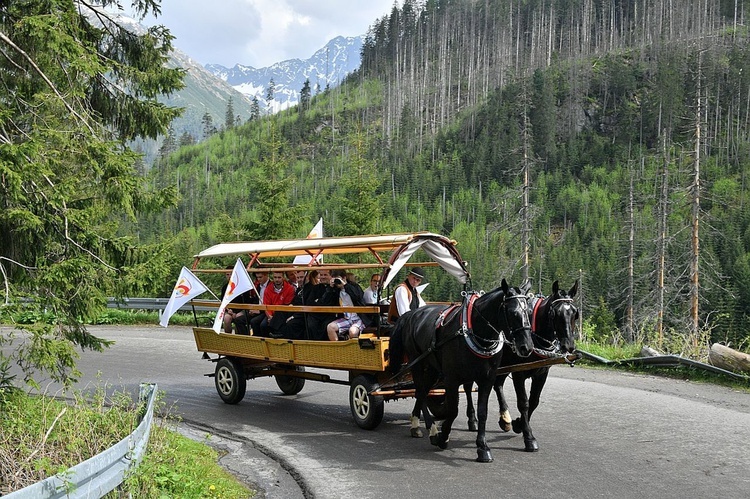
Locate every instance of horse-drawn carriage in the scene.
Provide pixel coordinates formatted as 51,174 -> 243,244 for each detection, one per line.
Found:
183,232 -> 579,460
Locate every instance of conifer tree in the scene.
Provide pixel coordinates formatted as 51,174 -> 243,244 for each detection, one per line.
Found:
250,96 -> 261,122
201,111 -> 217,139
246,124 -> 306,239
0,0 -> 184,387
225,96 -> 236,129
300,79 -> 312,114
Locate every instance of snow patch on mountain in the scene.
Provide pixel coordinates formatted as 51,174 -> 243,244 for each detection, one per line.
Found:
205,35 -> 363,112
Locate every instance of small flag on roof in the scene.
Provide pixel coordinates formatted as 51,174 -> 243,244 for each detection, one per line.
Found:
293,218 -> 323,264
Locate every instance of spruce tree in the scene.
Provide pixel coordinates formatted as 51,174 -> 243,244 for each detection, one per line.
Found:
0,0 -> 184,387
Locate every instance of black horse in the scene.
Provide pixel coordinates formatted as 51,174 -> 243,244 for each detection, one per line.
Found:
388,279 -> 534,462
493,280 -> 578,452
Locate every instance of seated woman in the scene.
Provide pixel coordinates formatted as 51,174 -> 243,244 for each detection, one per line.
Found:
321,269 -> 366,341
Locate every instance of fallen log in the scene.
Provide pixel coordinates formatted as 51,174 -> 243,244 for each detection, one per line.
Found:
640,345 -> 662,357
708,343 -> 750,374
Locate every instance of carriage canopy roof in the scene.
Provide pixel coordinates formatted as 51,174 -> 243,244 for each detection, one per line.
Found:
194,232 -> 470,286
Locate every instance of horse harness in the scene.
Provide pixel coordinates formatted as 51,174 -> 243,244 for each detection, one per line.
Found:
529,295 -> 577,362
387,291 -> 527,381
439,290 -> 530,359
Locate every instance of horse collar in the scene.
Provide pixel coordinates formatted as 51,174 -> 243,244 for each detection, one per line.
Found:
530,295 -> 543,334
461,292 -> 504,359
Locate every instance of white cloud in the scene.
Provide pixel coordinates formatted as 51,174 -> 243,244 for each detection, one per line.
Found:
130,0 -> 395,68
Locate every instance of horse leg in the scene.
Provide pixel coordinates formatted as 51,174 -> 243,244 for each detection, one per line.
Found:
410,403 -> 424,438
527,370 -> 549,423
463,381 -> 478,431
511,374 -> 538,452
475,381 -> 494,463
495,373 -> 512,432
422,405 -> 439,446
434,385 -> 459,450
410,369 -> 428,438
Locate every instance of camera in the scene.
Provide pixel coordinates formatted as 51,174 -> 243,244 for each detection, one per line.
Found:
332,277 -> 345,285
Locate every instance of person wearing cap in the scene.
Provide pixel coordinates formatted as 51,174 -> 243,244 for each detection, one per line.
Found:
386,266 -> 427,375
388,266 -> 427,323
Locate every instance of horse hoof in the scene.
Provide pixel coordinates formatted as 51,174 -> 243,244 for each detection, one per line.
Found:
498,420 -> 511,432
476,449 -> 494,463
431,434 -> 449,449
524,439 -> 539,452
410,428 -> 423,438
511,418 -> 523,434
468,418 -> 478,432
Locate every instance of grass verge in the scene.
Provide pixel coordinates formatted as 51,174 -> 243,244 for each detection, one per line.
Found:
0,386 -> 253,498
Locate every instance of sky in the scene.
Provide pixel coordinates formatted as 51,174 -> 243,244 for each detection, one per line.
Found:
126,0 -> 397,68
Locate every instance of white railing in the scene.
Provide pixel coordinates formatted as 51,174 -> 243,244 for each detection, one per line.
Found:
6,383 -> 158,499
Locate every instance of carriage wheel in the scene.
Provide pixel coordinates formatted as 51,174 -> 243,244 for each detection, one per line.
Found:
349,374 -> 384,430
275,366 -> 306,395
215,357 -> 247,404
426,394 -> 450,420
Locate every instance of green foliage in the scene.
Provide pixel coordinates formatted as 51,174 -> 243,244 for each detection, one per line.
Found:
0,0 -> 184,388
577,340 -> 643,361
122,426 -> 252,498
245,124 -> 308,239
0,388 -> 251,497
20,0 -> 745,362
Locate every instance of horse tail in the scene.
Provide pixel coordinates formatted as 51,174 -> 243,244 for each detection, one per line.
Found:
388,318 -> 405,374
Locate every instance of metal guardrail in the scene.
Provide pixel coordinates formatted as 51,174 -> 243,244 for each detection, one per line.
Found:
107,297 -> 214,313
6,383 -> 158,499
578,350 -> 750,381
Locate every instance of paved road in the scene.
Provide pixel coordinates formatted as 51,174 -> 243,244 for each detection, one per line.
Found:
7,325 -> 750,498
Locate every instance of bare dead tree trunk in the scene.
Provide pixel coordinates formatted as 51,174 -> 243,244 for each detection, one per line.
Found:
519,82 -> 533,284
657,129 -> 669,347
690,50 -> 704,348
626,162 -> 636,342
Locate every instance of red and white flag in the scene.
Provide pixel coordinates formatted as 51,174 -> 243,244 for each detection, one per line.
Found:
293,218 -> 323,264
160,267 -> 209,327
212,258 -> 256,333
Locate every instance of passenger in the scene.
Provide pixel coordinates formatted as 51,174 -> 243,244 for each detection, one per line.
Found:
286,270 -> 299,289
387,267 -> 427,374
295,270 -> 307,285
271,270 -> 318,339
362,273 -> 381,305
220,266 -> 252,335
252,271 -> 295,337
322,269 -> 366,341
304,269 -> 334,340
317,269 -> 331,285
248,271 -> 270,335
361,273 -> 384,332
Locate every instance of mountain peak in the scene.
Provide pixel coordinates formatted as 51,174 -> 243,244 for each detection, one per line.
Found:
205,35 -> 364,112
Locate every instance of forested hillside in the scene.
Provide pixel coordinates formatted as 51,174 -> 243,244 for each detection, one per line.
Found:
145,0 -> 750,355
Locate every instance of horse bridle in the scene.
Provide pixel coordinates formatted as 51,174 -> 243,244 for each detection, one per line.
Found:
532,296 -> 577,359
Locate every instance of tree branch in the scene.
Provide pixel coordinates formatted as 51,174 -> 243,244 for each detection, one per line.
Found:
0,30 -> 96,136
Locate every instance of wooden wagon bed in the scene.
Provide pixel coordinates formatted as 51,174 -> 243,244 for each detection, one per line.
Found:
193,327 -> 389,372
